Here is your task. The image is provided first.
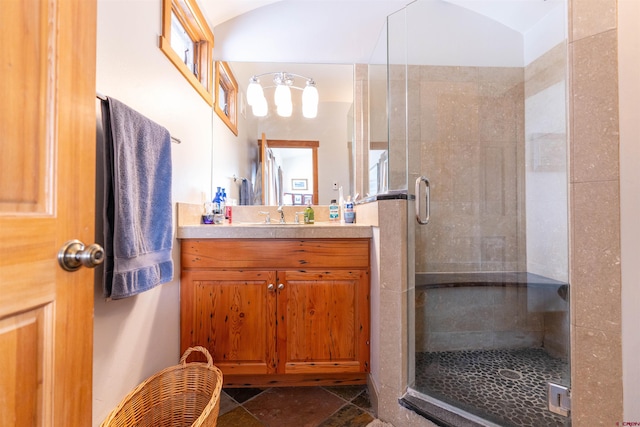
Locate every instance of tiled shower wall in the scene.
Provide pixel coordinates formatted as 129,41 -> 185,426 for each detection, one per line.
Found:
409,65 -> 526,274
569,0 -> 622,424
408,58 -> 569,355
415,286 -> 547,353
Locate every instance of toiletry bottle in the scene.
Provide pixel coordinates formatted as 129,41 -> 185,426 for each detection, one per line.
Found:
344,196 -> 355,224
202,201 -> 214,224
329,199 -> 339,221
213,187 -> 222,214
221,188 -> 227,219
304,203 -> 315,224
212,187 -> 224,224
338,186 -> 345,223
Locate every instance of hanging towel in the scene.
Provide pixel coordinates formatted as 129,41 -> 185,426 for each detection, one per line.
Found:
239,178 -> 253,206
102,97 -> 173,299
277,166 -> 284,206
253,162 -> 263,205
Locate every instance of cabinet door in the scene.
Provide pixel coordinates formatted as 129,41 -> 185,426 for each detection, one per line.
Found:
277,270 -> 370,374
181,270 -> 277,375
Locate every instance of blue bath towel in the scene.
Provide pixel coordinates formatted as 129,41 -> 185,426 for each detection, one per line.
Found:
103,97 -> 173,299
239,178 -> 253,205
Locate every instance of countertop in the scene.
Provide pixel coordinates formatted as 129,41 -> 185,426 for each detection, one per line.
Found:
176,203 -> 373,239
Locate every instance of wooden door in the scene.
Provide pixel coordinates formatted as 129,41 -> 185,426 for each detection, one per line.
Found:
277,270 -> 370,375
180,270 -> 278,375
0,0 -> 97,425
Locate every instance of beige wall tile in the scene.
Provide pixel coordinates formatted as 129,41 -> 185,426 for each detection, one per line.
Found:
568,0 -> 622,419
544,310 -> 570,359
421,66 -> 478,83
571,326 -> 623,425
416,285 -> 547,352
413,65 -> 525,274
378,200 -> 408,292
525,42 -> 567,98
570,30 -> 620,183
571,0 -> 617,42
378,288 -> 408,390
570,180 -> 621,332
479,84 -> 523,143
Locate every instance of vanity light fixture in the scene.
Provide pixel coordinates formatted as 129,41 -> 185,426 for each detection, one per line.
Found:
246,72 -> 318,118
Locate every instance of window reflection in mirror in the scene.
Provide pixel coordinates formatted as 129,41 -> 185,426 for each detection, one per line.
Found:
368,64 -> 389,196
215,61 -> 238,135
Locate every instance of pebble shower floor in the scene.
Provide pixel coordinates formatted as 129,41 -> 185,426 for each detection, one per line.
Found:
415,348 -> 569,427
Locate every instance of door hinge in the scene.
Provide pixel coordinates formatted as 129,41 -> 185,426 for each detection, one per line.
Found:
547,382 -> 571,417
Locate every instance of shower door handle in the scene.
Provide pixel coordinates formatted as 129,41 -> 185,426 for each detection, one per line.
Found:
415,176 -> 430,225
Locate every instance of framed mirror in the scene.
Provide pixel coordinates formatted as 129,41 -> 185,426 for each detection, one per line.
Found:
229,62 -> 353,205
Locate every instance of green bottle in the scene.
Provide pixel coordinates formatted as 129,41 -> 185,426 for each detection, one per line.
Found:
304,204 -> 315,224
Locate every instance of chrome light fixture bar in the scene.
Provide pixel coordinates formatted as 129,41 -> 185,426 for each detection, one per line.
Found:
246,72 -> 318,118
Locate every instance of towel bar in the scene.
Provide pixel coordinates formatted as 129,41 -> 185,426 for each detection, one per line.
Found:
96,93 -> 181,144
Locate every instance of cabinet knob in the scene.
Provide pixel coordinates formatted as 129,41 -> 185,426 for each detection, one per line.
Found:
268,284 -> 275,291
278,283 -> 285,290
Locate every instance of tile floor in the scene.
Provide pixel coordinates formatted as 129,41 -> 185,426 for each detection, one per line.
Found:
217,385 -> 376,427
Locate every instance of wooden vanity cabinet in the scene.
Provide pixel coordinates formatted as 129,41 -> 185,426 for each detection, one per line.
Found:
180,238 -> 370,387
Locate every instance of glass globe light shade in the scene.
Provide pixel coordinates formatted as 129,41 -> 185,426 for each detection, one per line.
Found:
274,84 -> 291,107
302,103 -> 318,119
246,79 -> 264,107
252,96 -> 268,117
277,99 -> 293,117
302,81 -> 319,118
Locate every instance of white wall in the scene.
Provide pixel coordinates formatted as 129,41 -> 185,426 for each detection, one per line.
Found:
400,0 -> 524,67
522,4 -> 568,282
523,4 -> 567,66
93,1 -> 252,424
619,0 -> 640,419
524,78 -> 568,282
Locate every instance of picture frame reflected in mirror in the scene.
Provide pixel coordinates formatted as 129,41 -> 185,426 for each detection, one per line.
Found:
292,178 -> 307,190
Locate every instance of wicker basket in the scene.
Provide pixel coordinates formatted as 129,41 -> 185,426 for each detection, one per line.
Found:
100,346 -> 223,427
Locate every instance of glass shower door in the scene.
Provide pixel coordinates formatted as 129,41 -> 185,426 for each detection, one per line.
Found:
390,1 -> 571,426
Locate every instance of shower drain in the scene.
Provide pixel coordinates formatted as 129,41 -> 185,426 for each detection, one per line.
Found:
499,369 -> 522,380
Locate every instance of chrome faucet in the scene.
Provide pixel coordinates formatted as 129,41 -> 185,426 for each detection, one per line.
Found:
258,211 -> 271,223
294,211 -> 305,224
277,206 -> 286,223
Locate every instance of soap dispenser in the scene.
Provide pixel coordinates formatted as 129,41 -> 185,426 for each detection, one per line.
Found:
304,203 -> 315,225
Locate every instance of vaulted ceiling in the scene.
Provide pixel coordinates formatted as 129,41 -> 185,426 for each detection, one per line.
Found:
202,0 -> 564,64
